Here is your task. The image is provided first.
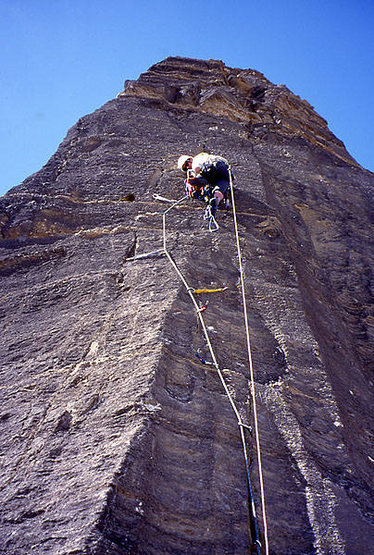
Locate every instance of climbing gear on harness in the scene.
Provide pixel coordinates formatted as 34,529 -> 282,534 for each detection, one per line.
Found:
203,203 -> 219,232
238,421 -> 253,433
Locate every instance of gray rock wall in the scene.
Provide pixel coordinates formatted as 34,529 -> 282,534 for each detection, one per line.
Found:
0,57 -> 373,554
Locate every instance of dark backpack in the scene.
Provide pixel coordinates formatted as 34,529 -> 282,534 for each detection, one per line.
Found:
200,157 -> 230,185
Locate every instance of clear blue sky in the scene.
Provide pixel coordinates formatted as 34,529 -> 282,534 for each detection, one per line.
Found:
1,0 -> 373,196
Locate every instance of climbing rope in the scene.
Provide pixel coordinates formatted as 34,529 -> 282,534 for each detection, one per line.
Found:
159,193 -> 263,554
228,167 -> 270,555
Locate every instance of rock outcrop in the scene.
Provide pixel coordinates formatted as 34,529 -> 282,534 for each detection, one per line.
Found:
1,57 -> 373,554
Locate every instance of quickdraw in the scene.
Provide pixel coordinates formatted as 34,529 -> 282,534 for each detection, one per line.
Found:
197,301 -> 209,313
204,203 -> 219,232
195,350 -> 214,366
209,215 -> 219,232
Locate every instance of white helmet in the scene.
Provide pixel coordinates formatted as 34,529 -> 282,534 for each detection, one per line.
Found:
177,155 -> 192,172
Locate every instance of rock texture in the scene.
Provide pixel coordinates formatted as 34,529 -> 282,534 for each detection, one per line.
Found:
0,57 -> 373,554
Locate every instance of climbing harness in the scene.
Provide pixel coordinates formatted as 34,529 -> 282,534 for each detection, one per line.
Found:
154,184 -> 269,554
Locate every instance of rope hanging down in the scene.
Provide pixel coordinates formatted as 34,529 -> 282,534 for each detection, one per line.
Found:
159,190 -> 268,554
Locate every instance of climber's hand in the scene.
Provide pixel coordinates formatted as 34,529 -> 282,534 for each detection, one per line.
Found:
186,182 -> 197,197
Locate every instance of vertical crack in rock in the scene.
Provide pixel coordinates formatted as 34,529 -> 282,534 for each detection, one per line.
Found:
1,56 -> 373,554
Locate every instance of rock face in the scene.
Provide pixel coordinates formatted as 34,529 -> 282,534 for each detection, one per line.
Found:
0,57 -> 373,554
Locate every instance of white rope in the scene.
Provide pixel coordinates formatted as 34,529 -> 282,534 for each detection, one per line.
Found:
228,168 -> 270,555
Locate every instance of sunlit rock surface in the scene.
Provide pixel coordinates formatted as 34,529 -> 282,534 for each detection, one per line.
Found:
1,57 -> 373,554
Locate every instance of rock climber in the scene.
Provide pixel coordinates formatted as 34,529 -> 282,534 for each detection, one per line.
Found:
177,153 -> 231,219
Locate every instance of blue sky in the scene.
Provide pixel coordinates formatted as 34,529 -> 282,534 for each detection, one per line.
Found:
1,0 -> 373,196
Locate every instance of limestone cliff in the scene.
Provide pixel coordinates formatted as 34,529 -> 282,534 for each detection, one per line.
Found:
0,57 -> 373,554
